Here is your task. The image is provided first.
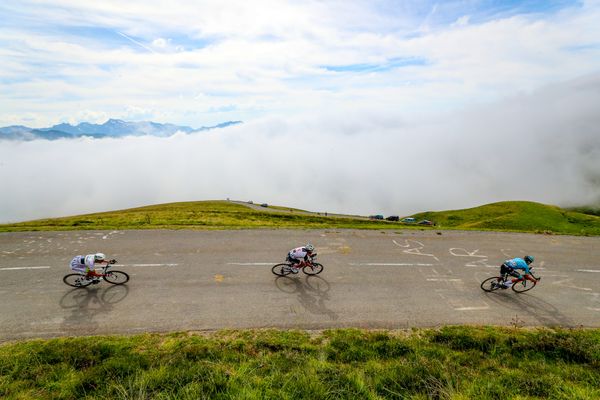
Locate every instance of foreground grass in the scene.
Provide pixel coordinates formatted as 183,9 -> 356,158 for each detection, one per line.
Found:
1,327 -> 599,399
1,200 -> 599,236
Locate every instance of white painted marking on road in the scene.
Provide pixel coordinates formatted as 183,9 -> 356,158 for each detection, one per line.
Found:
578,269 -> 600,273
393,240 -> 440,261
0,266 -> 51,271
120,263 -> 178,267
455,306 -> 489,311
349,263 -> 434,266
227,262 -> 277,266
427,278 -> 462,282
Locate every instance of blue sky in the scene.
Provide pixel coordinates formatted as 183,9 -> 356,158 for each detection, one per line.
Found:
1,0 -> 598,128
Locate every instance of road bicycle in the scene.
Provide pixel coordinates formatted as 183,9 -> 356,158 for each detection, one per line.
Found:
480,269 -> 541,293
63,261 -> 129,288
272,257 -> 324,276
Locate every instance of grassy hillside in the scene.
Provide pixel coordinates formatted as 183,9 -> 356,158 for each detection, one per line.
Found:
1,327 -> 598,399
410,201 -> 600,235
0,201 -> 400,232
1,200 -> 599,235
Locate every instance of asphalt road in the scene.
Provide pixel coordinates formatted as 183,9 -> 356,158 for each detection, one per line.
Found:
1,229 -> 599,341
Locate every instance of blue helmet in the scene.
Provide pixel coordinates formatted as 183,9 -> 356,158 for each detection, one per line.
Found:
524,255 -> 534,264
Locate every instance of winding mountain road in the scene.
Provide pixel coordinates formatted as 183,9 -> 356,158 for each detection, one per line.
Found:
1,229 -> 599,341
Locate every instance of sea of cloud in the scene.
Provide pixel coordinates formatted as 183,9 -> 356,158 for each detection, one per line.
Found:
1,73 -> 599,223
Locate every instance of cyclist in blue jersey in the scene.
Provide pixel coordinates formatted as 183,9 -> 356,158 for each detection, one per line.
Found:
500,255 -> 537,288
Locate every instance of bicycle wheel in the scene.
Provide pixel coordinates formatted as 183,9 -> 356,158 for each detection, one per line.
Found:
63,273 -> 92,288
303,263 -> 323,275
103,270 -> 129,285
512,279 -> 536,293
272,263 -> 292,276
480,276 -> 503,292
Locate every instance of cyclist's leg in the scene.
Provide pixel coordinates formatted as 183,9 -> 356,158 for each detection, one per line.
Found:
504,269 -> 521,287
499,264 -> 512,286
289,258 -> 301,272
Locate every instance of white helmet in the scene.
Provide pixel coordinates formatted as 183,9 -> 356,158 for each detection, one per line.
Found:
94,253 -> 106,261
305,243 -> 315,252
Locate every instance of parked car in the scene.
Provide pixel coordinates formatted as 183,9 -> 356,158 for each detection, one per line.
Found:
386,216 -> 399,221
260,203 -> 268,207
369,215 -> 384,220
401,217 -> 416,223
417,220 -> 434,226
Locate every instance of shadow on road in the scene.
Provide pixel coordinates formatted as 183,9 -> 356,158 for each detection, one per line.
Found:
274,275 -> 338,320
59,284 -> 129,332
484,290 -> 575,327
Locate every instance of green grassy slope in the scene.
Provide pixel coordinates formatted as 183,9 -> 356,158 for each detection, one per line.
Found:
410,201 -> 600,235
1,327 -> 598,399
2,200 -> 599,235
0,201 -> 400,232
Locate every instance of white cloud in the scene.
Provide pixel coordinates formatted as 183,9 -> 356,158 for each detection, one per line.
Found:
1,73 -> 599,222
1,1 -> 600,127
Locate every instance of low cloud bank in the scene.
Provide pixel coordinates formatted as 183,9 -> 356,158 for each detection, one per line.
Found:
1,74 -> 599,223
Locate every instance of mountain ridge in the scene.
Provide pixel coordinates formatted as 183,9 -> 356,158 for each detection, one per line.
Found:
0,119 -> 242,140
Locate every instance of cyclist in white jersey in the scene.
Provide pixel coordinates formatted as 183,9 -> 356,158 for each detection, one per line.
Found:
286,243 -> 316,273
69,253 -> 114,282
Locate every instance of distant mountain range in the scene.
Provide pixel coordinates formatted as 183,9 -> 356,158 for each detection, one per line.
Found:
0,119 -> 242,140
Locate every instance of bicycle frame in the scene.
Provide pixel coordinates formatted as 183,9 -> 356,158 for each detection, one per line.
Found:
88,264 -> 115,278
505,272 -> 538,284
295,260 -> 313,268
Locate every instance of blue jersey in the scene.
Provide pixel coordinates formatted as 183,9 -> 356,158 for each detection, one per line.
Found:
504,258 -> 530,274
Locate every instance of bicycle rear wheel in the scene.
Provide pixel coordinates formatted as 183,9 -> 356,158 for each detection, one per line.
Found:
303,263 -> 323,275
272,263 -> 292,276
480,276 -> 503,292
63,273 -> 92,288
104,270 -> 129,285
512,279 -> 536,293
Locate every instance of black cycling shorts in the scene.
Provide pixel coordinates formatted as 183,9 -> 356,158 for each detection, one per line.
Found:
500,264 -> 521,278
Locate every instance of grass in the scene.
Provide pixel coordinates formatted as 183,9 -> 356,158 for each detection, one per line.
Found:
0,201 -> 405,232
567,205 -> 600,217
411,201 -> 600,236
1,200 -> 599,236
1,327 -> 598,399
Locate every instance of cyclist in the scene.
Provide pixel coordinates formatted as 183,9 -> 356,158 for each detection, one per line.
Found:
69,253 -> 115,282
500,255 -> 537,288
286,243 -> 317,274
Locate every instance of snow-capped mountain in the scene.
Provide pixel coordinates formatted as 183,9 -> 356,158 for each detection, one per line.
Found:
0,119 -> 242,140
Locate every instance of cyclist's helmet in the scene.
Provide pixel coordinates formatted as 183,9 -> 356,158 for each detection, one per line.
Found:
94,253 -> 106,262
305,243 -> 315,252
524,255 -> 534,264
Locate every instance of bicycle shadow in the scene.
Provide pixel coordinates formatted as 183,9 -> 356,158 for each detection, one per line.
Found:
483,290 -> 575,327
274,275 -> 338,320
59,284 -> 129,333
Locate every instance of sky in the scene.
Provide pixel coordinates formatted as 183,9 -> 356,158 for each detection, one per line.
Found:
1,0 -> 600,222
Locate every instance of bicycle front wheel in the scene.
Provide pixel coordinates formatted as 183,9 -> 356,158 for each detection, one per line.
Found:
480,277 -> 503,292
512,279 -> 536,293
104,270 -> 129,285
272,263 -> 292,276
63,273 -> 92,288
303,263 -> 323,275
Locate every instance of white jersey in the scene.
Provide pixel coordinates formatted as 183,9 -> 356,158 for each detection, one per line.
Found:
69,254 -> 96,272
288,247 -> 309,260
